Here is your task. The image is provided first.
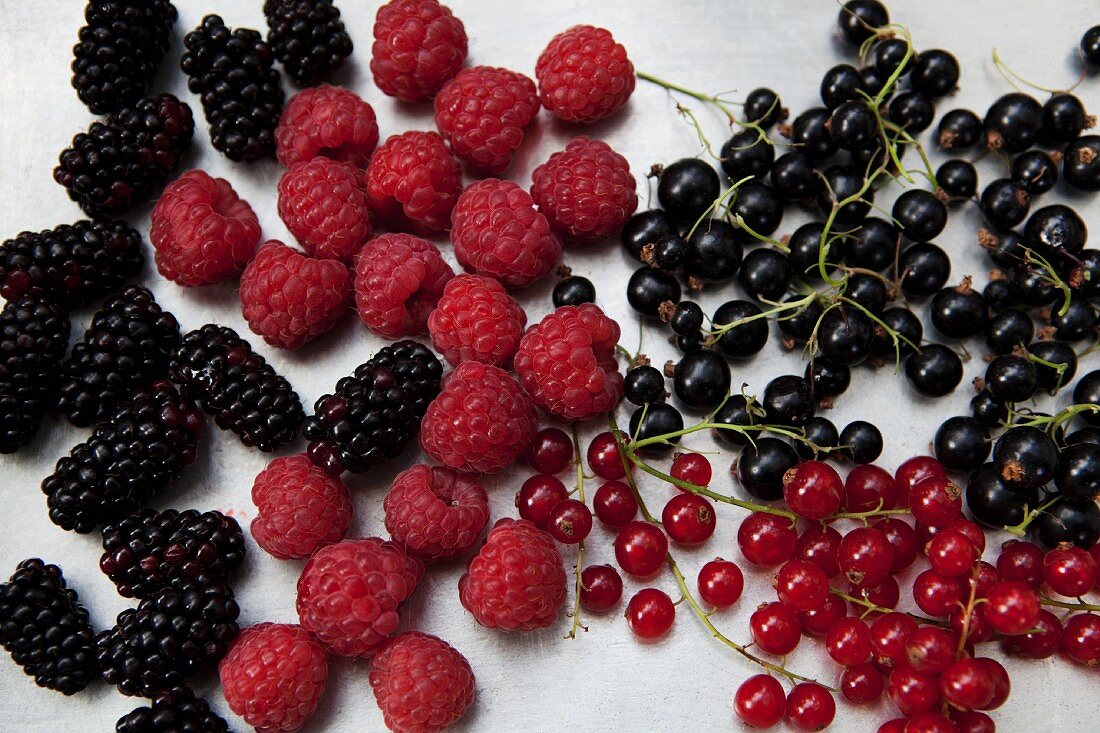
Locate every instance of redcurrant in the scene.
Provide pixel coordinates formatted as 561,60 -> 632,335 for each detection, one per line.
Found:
908,474 -> 963,526
844,464 -> 899,512
869,612 -> 918,667
874,517 -> 919,572
886,664 -> 941,716
734,674 -> 785,729
799,594 -> 847,636
750,601 -> 802,656
592,480 -> 638,527
738,512 -> 798,567
698,559 -> 744,608
983,580 -> 1040,635
926,529 -> 979,577
547,498 -> 592,544
587,430 -> 626,479
579,565 -> 623,612
1061,612 -> 1100,666
1000,608 -> 1061,658
626,587 -> 675,639
671,452 -> 713,487
614,521 -> 668,577
662,493 -> 716,545
912,568 -> 966,616
515,474 -> 568,529
941,657 -> 995,710
826,616 -> 871,666
785,682 -> 835,732
527,427 -> 573,474
783,460 -> 843,519
839,526 -> 895,587
795,524 -> 842,578
996,539 -> 1044,588
904,625 -> 957,674
840,662 -> 884,704
1042,545 -> 1097,597
775,559 -> 829,611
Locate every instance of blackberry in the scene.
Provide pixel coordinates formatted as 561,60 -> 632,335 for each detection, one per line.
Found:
303,340 -> 443,475
71,0 -> 178,114
58,286 -> 182,427
0,297 -> 70,454
42,380 -> 203,534
171,325 -> 304,452
100,509 -> 245,600
181,15 -> 285,162
54,93 -> 194,217
98,578 -> 239,697
0,219 -> 144,306
0,559 -> 98,695
264,0 -> 353,85
116,686 -> 230,733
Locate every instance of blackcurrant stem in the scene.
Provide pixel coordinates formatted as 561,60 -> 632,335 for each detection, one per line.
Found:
687,176 -> 753,240
837,295 -> 920,359
705,290 -> 817,339
1039,595 -> 1100,613
955,564 -> 982,658
1024,248 -> 1074,317
730,213 -> 789,251
831,589 -> 947,627
1022,349 -> 1069,394
1002,495 -> 1062,537
817,168 -> 888,287
1011,404 -> 1100,434
991,48 -> 1066,95
627,418 -> 805,450
566,424 -> 588,640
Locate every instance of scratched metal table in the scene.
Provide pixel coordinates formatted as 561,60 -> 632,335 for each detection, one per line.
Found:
1,0 -> 1097,730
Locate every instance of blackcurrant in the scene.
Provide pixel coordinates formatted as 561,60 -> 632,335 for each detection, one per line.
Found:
871,307 -> 923,359
713,300 -> 769,359
1035,500 -> 1100,549
818,306 -> 874,366
983,279 -> 1013,313
1041,93 -> 1089,144
1055,443 -> 1100,501
830,101 -> 878,151
770,151 -> 821,202
686,220 -> 742,284
730,183 -> 783,240
845,273 -> 889,316
738,248 -> 791,302
993,426 -> 1057,489
668,300 -> 704,337
1083,26 -> 1100,67
625,365 -> 666,406
737,438 -> 798,501
1069,249 -> 1100,299
778,296 -> 825,343
720,130 -> 775,181
966,462 -> 1036,529
873,38 -> 913,78
821,64 -> 864,109
763,375 -> 815,428
1074,369 -> 1100,425
817,165 -> 874,226
1067,427 -> 1100,447
627,266 -> 680,318
909,49 -> 959,97
792,107 -> 838,161
933,416 -> 989,471
930,281 -> 986,339
858,64 -> 894,101
745,87 -> 785,127
1052,299 -> 1097,342
658,159 -> 720,224
841,217 -> 898,272
674,350 -> 731,411
677,332 -> 705,355
985,93 -> 1043,152
938,109 -> 983,150
839,420 -> 883,464
985,354 -> 1039,403
837,0 -> 889,46
1063,135 -> 1100,192
893,189 -> 947,242
713,394 -> 758,448
796,417 -> 840,460
628,403 -> 684,455
980,179 -> 1031,229
985,309 -> 1034,355
1023,204 -> 1087,256
898,242 -> 950,298
622,209 -> 675,260
1011,150 -> 1059,195
553,275 -> 596,307
1007,265 -> 1057,307
1030,340 -> 1078,394
970,389 -> 1008,429
979,228 -> 1027,269
886,91 -> 935,132
905,344 -> 963,397
788,222 -> 842,281
805,357 -> 852,400
937,159 -> 978,200
649,233 -> 689,271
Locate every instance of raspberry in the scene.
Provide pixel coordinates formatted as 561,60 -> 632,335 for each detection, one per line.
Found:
434,66 -> 540,174
459,518 -> 567,631
370,0 -> 467,102
239,241 -> 351,350
535,25 -> 635,124
420,362 -> 538,474
220,623 -> 329,733
383,464 -> 489,563
354,233 -> 454,339
250,453 -> 353,560
276,84 -> 379,168
278,157 -> 372,262
530,136 -> 638,245
514,303 -> 624,421
151,170 -> 261,286
296,538 -> 424,657
366,131 -> 463,234
427,274 -> 527,367
369,632 -> 475,733
450,179 -> 561,288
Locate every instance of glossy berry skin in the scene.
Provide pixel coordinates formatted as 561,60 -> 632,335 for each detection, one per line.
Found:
673,350 -> 731,411
870,613 -> 919,668
516,475 -> 568,529
712,300 -> 769,359
839,421 -> 883,464
827,616 -> 871,666
817,306 -> 874,366
817,165 -> 873,226
934,416 -> 991,472
912,568 -> 966,616
985,355 -> 1038,403
887,91 -> 935,132
909,474 -> 963,526
1001,609 -> 1062,659
624,365 -> 665,406
1012,150 -> 1059,194
1056,443 -> 1100,500
795,418 -> 839,461
771,152 -> 821,201
993,426 -> 1057,490
775,559 -> 829,611
830,101 -> 877,150
657,159 -> 720,224
937,159 -> 978,199
735,674 -> 786,729
1062,613 -> 1100,665
744,87 -> 784,127
737,439 -> 799,502
930,283 -> 986,339
792,107 -> 838,161
783,461 -> 843,520
893,190 -> 947,242
927,529 -> 979,577
614,521 -> 667,577
527,428 -> 572,474
887,665 -> 941,717
898,242 -> 950,298
626,588 -> 675,639
796,524 -> 842,578
820,64 -> 862,109
843,465 -> 898,513
738,512 -> 798,567
671,452 -> 712,489
587,432 -> 625,480
698,559 -> 744,608
627,267 -> 680,319
1025,203 -> 1087,256
661,493 -> 715,545
750,601 -> 802,655
579,565 -> 622,612
981,178 -> 1031,229
629,403 -> 684,455
593,481 -> 637,527
985,93 -> 1043,152
621,210 -> 674,260
904,626 -> 957,674
839,527 -> 894,588
985,311 -> 1034,356
785,682 -> 835,732
547,499 -> 592,544
763,375 -> 814,428
1043,546 -> 1097,597
938,109 -> 983,150
1063,135 -> 1100,191
799,595 -> 846,636
840,663 -> 884,705
805,359 -> 851,401
940,658 -> 995,711
552,276 -> 595,307
872,308 -> 923,361
910,50 -> 960,97
875,518 -> 918,572
837,0 -> 889,45
905,345 -> 963,398
984,580 -> 1041,635
739,248 -> 792,302
721,129 -> 775,181
997,540 -> 1044,587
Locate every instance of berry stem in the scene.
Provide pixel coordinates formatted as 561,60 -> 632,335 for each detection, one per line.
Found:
1039,595 -> 1100,613
566,424 -> 588,640
1024,248 -> 1074,317
991,48 -> 1071,95
609,415 -> 659,524
705,291 -> 817,340
831,588 -> 947,627
1002,494 -> 1062,537
635,71 -> 781,147
955,564 -> 983,659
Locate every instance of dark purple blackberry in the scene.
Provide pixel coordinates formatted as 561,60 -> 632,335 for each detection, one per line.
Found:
303,340 -> 443,475
97,577 -> 239,697
0,297 -> 70,454
0,558 -> 98,695
42,380 -> 203,534
181,15 -> 285,162
58,286 -> 181,427
116,686 -> 230,733
71,0 -> 178,114
264,0 -> 353,85
100,509 -> 245,600
0,219 -> 144,306
171,325 -> 303,452
54,93 -> 194,217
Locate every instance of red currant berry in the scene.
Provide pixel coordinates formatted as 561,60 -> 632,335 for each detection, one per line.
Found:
515,474 -> 568,529
839,526 -> 895,587
886,664 -> 941,716
734,674 -> 785,729
738,512 -> 798,567
949,604 -> 994,645
587,430 -> 626,479
592,480 -> 638,527
1043,545 -> 1097,597
783,460 -> 843,520
844,464 -> 899,512
625,588 -> 675,639
926,529 -> 980,577
799,594 -> 847,636
895,455 -> 947,496
1000,608 -> 1061,659
661,493 -> 716,545
785,682 -> 835,732
614,521 -> 668,577
952,710 -> 995,733
913,568 -> 967,616
904,625 -> 957,674
840,662 -> 884,704
914,521 -> 943,548
775,559 -> 829,611
850,574 -> 901,612
874,517 -> 919,572
877,720 -> 907,733
973,562 -> 999,600
940,657 -> 995,711
698,559 -> 744,608
1091,544 -> 1100,591
984,580 -> 1040,635
943,518 -> 986,554
826,616 -> 871,666
671,452 -> 712,488
905,711 -> 959,733
908,474 -> 963,526
996,539 -> 1044,588
1061,612 -> 1100,666
527,427 -> 573,473
579,565 -> 622,612
750,601 -> 802,656
976,657 -> 1009,710
870,612 -> 918,668
547,498 -> 592,544
795,524 -> 842,578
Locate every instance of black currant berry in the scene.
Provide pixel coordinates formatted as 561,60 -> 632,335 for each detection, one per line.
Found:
817,165 -> 874,226
837,0 -> 888,46
1052,299 -> 1098,342
821,64 -> 864,109
676,332 -> 705,355
622,210 -> 675,260
667,300 -> 704,337
898,242 -> 950,298
712,300 -> 769,359
983,279 -> 1013,313
673,350 -> 731,411
871,307 -> 922,359
624,365 -> 665,406
971,389 -> 1008,429
686,221 -> 742,284
937,159 -> 978,200
729,183 -> 783,241
553,275 -> 596,307
1041,93 -> 1089,144
1023,204 -> 1087,256
738,248 -> 791,302
1011,150 -> 1059,195
1007,265 -> 1057,307
845,273 -> 889,316
994,425 -> 1058,489
1035,500 -> 1100,549
839,420 -> 883,464
893,189 -> 947,242
788,222 -> 841,282
1083,26 -> 1100,67
980,179 -> 1031,229
985,354 -> 1039,403
762,375 -> 814,428
985,93 -> 1043,152
720,130 -> 775,181
1074,369 -> 1100,425
938,109 -> 983,150
805,357 -> 852,401
744,87 -> 785,127
905,344 -> 963,397
909,49 -> 959,97
796,417 -> 839,460
658,159 -> 720,224
818,306 -> 874,366
859,64 -> 894,102
1062,135 -> 1100,192
778,296 -> 825,343
966,462 -> 1037,529
1030,340 -> 1078,394
737,438 -> 798,501
930,280 -> 986,339
1067,427 -> 1100,447
626,266 -> 680,319
712,394 -> 758,448
841,217 -> 898,272
791,107 -> 838,161
770,152 -> 822,201
979,228 -> 1027,269
985,310 -> 1034,355
1069,249 -> 1100,299
628,403 -> 683,455
886,91 -> 934,132
648,233 -> 688,271
829,101 -> 878,151
873,38 -> 912,78
1055,443 -> 1100,501
934,416 -> 990,471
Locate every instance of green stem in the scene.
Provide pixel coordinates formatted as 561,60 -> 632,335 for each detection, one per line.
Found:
832,589 -> 947,627
1040,596 -> 1100,613
609,415 -> 659,523
566,424 -> 588,640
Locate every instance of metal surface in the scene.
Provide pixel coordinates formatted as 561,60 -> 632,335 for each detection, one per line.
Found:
0,0 -> 1097,729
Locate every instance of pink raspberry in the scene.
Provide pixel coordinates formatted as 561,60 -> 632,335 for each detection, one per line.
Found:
219,622 -> 329,733
366,131 -> 463,234
150,169 -> 260,286
513,303 -> 624,421
240,240 -> 351,350
250,453 -> 353,560
419,362 -> 537,474
459,518 -> 567,631
383,464 -> 489,563
530,136 -> 638,245
277,157 -> 372,262
276,84 -> 380,168
297,537 -> 424,657
369,631 -> 475,733
535,25 -> 635,124
450,179 -> 561,288
354,233 -> 454,339
434,66 -> 540,174
370,0 -> 467,102
427,274 -> 526,367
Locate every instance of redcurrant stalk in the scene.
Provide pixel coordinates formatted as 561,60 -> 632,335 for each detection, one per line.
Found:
955,564 -> 984,659
566,424 -> 588,640
1039,596 -> 1100,613
830,588 -> 946,627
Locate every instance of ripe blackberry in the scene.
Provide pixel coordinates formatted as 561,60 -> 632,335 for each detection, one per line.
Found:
170,325 -> 304,452
0,219 -> 143,306
264,0 -> 353,85
54,93 -> 193,217
0,297 -> 70,454
42,380 -> 203,534
303,340 -> 443,476
98,578 -> 239,697
116,686 -> 230,733
71,0 -> 178,114
0,558 -> 98,695
181,15 -> 285,162
100,509 -> 245,600
58,286 -> 182,428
